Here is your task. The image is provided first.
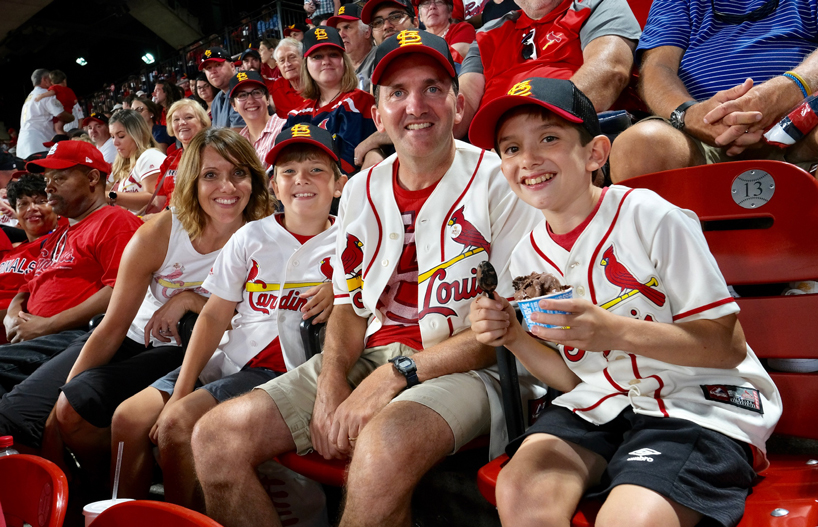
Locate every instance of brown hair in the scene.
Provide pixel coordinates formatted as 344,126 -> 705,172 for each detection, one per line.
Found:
172,128 -> 275,239
299,50 -> 358,101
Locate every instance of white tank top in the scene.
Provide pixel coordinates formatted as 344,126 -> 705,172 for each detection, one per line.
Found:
126,211 -> 221,347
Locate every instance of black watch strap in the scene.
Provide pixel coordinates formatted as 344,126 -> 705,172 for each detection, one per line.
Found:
670,100 -> 697,131
404,370 -> 419,388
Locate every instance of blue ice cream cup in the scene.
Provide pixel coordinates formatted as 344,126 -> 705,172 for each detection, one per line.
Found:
517,288 -> 573,329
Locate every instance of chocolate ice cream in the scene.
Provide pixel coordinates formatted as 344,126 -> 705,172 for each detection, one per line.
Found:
513,272 -> 568,300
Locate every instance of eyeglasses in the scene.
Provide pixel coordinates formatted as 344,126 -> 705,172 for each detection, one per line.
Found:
370,12 -> 409,29
521,28 -> 537,60
711,0 -> 778,24
235,88 -> 266,101
419,0 -> 447,8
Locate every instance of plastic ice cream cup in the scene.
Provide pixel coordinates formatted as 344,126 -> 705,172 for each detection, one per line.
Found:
83,498 -> 133,525
517,287 -> 573,329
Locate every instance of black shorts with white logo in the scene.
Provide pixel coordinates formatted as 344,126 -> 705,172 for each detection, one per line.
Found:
506,405 -> 756,527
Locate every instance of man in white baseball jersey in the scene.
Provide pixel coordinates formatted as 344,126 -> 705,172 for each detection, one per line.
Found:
192,30 -> 540,527
468,77 -> 781,527
17,69 -> 75,159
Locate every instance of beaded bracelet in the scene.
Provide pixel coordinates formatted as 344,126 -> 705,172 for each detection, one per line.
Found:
783,71 -> 811,98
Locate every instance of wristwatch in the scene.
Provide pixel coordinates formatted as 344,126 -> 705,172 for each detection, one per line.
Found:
389,356 -> 420,388
669,100 -> 697,131
107,190 -> 117,205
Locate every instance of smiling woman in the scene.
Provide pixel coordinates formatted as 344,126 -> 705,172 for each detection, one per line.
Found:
228,70 -> 286,170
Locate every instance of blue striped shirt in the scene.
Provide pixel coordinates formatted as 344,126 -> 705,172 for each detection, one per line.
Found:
637,0 -> 818,100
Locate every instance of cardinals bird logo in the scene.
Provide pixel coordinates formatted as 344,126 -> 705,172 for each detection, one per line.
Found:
447,206 -> 490,255
247,259 -> 271,314
319,257 -> 333,281
342,234 -> 364,277
600,245 -> 666,308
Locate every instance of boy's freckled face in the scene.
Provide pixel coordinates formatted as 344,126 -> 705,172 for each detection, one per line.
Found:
497,112 -> 595,214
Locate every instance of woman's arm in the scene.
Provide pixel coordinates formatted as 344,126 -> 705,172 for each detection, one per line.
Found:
65,212 -> 172,382
112,173 -> 160,212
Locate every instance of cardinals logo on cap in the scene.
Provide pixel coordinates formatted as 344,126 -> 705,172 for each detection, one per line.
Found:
339,6 -> 346,14
315,28 -> 329,40
236,72 -> 249,82
291,124 -> 312,137
204,49 -> 212,58
397,30 -> 423,47
47,144 -> 59,156
508,80 -> 533,97
289,24 -> 296,29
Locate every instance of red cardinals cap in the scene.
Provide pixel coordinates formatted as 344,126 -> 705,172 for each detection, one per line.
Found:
302,27 -> 346,56
361,0 -> 415,24
327,4 -> 361,28
81,113 -> 109,127
371,29 -> 456,86
327,3 -> 364,27
468,78 -> 601,150
228,70 -> 268,98
198,47 -> 232,71
283,23 -> 309,37
265,123 -> 340,167
26,140 -> 111,177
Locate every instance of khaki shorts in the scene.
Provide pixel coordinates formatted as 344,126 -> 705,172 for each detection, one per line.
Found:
643,115 -> 815,171
257,342 -> 491,455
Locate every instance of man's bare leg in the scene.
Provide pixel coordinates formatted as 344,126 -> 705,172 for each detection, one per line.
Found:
340,401 -> 455,527
609,120 -> 706,183
595,484 -> 702,527
495,434 -> 606,527
192,390 -> 296,527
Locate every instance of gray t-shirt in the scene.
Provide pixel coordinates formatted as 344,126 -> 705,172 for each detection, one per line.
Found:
211,90 -> 247,129
356,46 -> 378,93
460,0 -> 641,76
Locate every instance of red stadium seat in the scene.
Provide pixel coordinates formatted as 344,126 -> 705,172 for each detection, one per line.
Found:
627,0 -> 652,28
478,160 -> 818,526
92,500 -> 223,527
0,454 -> 69,527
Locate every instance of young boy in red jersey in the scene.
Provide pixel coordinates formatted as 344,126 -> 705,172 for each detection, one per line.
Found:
468,78 -> 781,527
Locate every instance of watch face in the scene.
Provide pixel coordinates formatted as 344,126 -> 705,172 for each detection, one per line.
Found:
108,191 -> 117,199
670,110 -> 684,130
394,356 -> 412,370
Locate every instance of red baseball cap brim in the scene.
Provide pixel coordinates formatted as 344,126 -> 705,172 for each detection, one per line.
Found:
327,14 -> 360,27
198,58 -> 227,71
371,45 -> 455,86
265,137 -> 339,167
304,42 -> 346,56
468,95 -> 583,150
228,79 -> 268,98
81,116 -> 107,127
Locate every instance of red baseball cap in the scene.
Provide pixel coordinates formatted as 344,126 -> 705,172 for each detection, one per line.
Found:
371,29 -> 456,86
26,140 -> 111,176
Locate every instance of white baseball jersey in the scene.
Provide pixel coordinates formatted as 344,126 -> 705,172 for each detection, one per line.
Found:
333,140 -> 544,457
510,185 -> 781,465
200,213 -> 338,383
113,148 -> 165,195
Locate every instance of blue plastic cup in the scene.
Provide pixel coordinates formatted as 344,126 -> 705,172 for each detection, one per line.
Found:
517,288 -> 573,329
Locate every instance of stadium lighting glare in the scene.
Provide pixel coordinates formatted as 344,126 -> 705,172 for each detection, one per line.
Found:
141,53 -> 155,65
76,57 -> 87,66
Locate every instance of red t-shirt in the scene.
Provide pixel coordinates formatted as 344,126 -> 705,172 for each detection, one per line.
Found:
446,21 -> 476,46
272,77 -> 307,119
261,62 -> 282,85
21,206 -> 143,318
366,161 -> 438,351
50,85 -> 77,113
0,238 -> 44,310
0,229 -> 11,256
547,187 -> 607,251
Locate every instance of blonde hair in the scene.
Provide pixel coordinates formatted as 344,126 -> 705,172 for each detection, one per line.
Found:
166,99 -> 211,138
109,109 -> 159,183
299,49 -> 358,101
172,128 -> 275,240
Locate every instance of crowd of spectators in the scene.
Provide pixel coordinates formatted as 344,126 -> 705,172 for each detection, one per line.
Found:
1,0 -> 817,525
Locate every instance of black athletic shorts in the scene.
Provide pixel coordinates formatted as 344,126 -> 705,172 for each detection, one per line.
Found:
506,405 -> 756,527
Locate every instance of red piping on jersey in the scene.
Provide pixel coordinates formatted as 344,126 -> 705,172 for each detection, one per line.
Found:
629,353 -> 669,417
603,368 -> 628,393
572,392 -> 625,413
531,231 -> 563,276
587,188 -> 634,304
447,318 -> 454,337
363,165 -> 383,280
673,297 -> 735,321
440,149 -> 485,261
335,294 -> 350,299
